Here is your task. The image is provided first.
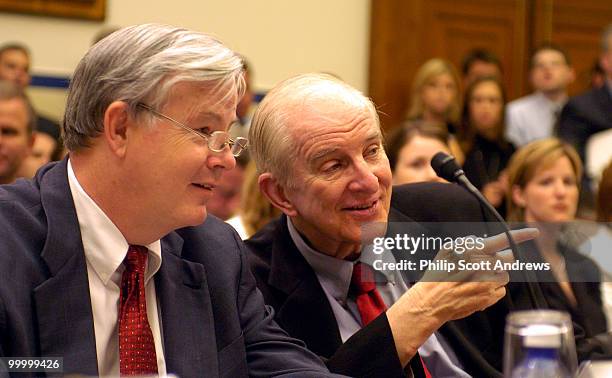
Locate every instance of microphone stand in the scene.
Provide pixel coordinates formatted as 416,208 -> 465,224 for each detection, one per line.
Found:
455,175 -> 546,309
433,152 -> 547,309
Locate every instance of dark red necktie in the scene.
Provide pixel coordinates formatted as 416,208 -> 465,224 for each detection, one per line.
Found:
351,262 -> 432,378
119,245 -> 158,376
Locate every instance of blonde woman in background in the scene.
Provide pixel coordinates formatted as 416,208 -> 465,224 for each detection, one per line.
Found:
506,138 -> 607,337
406,58 -> 464,163
227,161 -> 281,239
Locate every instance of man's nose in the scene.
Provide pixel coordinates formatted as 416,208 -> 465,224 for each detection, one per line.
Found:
207,148 -> 236,171
347,161 -> 379,193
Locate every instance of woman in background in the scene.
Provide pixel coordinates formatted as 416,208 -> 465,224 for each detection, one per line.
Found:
460,76 -> 515,212
406,58 -> 464,162
506,138 -> 606,337
386,120 -> 451,185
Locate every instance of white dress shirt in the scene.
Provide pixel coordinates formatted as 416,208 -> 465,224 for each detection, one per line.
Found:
505,92 -> 566,147
226,215 -> 250,239
288,219 -> 471,378
67,160 -> 167,377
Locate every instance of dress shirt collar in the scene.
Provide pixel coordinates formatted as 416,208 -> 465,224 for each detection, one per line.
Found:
287,218 -> 396,303
534,91 -> 567,108
67,159 -> 162,286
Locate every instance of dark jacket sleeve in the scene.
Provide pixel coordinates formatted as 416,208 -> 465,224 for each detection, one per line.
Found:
558,98 -> 593,163
232,231 -> 347,377
325,314 -> 407,378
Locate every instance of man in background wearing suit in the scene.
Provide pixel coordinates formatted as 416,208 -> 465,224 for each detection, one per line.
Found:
0,24 -> 343,378
558,23 -> 612,169
246,73 -> 537,377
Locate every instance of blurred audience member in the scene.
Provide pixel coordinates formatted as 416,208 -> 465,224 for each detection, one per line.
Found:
385,120 -> 450,184
0,81 -> 35,184
227,161 -> 282,239
16,120 -> 63,178
0,43 -> 30,89
206,153 -> 249,220
507,138 -> 607,337
590,59 -> 606,89
558,24 -> 612,172
406,58 -> 464,162
0,42 -> 62,161
597,160 -> 612,223
461,48 -> 503,88
460,76 -> 515,211
570,158 -> 612,330
506,43 -> 575,147
593,160 -> 612,329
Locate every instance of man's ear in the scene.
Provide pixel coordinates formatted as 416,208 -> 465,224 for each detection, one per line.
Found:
511,185 -> 527,208
103,101 -> 131,158
258,172 -> 298,217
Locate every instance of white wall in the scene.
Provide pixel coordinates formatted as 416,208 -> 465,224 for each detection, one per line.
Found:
0,0 -> 370,99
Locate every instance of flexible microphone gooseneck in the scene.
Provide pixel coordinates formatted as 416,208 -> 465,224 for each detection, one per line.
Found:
430,152 -> 545,309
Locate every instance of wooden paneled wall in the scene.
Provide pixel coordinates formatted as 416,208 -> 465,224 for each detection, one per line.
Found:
369,0 -> 612,129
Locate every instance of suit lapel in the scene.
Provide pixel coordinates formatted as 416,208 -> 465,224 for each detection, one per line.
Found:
156,233 -> 219,378
267,216 -> 343,358
34,159 -> 98,375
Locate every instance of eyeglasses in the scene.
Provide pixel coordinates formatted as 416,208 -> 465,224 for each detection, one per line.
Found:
137,103 -> 248,157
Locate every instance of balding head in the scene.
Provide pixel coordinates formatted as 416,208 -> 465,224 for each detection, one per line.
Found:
249,73 -> 380,186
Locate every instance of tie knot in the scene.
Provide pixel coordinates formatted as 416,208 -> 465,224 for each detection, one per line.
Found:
125,245 -> 148,274
351,262 -> 377,294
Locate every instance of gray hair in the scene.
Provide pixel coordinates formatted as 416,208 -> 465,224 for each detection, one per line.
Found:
602,23 -> 612,52
63,23 -> 245,151
249,73 -> 380,187
0,81 -> 36,134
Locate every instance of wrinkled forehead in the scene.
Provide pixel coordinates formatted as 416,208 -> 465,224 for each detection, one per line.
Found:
286,93 -> 380,135
285,100 -> 383,164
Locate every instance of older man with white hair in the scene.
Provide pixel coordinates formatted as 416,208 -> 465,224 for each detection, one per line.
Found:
246,73 -> 539,377
0,25 -> 345,378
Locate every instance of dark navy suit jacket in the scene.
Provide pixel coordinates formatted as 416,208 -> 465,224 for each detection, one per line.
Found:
0,159 -> 342,378
558,83 -> 612,163
246,182 -> 513,378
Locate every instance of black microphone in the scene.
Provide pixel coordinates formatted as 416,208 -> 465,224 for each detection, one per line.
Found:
430,152 -> 479,195
431,152 -> 546,309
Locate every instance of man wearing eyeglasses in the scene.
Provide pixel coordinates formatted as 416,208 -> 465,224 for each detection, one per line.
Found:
0,24 -> 343,378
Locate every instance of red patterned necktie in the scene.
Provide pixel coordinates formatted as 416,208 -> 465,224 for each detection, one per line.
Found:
119,245 -> 158,376
351,262 -> 432,378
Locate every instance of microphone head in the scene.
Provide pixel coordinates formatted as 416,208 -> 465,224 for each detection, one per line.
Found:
431,152 -> 463,182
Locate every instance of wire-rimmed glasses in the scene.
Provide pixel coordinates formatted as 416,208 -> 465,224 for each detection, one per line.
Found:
137,103 -> 248,157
